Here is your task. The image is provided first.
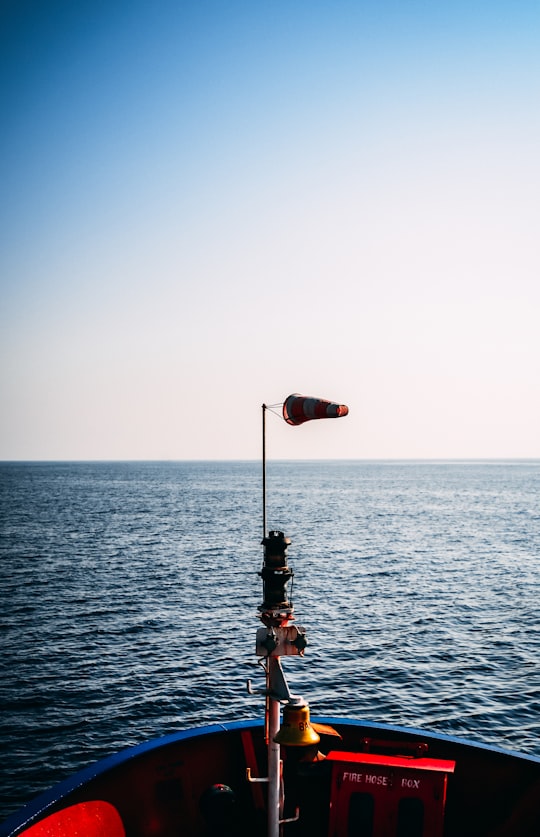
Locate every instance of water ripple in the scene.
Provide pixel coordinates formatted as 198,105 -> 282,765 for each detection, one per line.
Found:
1,460 -> 539,820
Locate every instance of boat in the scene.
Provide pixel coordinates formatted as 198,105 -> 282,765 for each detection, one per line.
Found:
2,395 -> 540,837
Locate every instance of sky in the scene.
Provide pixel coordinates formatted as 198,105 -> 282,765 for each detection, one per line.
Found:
1,0 -> 539,461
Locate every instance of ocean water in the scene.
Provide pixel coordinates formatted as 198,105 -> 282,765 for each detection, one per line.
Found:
1,460 -> 539,821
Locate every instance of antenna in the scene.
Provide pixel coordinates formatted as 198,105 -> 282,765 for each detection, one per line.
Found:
262,403 -> 267,538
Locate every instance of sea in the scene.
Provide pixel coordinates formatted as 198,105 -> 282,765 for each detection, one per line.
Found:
1,460 -> 539,822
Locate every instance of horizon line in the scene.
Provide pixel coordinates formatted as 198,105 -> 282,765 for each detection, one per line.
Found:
1,457 -> 539,464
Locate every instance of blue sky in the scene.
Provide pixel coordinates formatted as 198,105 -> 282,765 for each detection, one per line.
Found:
1,1 -> 539,459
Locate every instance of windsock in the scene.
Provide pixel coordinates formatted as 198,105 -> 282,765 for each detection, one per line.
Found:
283,394 -> 349,426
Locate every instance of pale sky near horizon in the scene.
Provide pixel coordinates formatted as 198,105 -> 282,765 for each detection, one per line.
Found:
1,1 -> 539,461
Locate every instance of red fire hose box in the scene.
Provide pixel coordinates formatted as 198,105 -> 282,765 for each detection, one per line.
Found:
326,750 -> 455,837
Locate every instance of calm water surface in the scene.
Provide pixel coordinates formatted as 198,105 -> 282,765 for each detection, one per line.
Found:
1,460 -> 539,820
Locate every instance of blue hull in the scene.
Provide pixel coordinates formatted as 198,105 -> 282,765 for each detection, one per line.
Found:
3,717 -> 540,836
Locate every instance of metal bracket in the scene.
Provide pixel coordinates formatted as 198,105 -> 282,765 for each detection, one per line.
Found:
280,808 -> 300,825
268,657 -> 303,704
246,768 -> 269,784
256,625 -> 307,657
247,658 -> 304,705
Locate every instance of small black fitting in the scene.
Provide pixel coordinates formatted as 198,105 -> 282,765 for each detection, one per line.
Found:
291,630 -> 308,652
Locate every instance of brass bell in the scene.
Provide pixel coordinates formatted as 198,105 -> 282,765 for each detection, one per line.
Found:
273,703 -> 321,747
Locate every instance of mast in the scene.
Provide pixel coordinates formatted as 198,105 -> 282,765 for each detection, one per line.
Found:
262,404 -> 267,538
250,406 -> 299,837
263,405 -> 278,833
249,396 -> 348,836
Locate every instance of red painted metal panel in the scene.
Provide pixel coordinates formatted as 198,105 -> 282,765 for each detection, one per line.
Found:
327,751 -> 455,837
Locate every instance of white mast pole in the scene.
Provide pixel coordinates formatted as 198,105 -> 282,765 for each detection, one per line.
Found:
267,658 -> 281,837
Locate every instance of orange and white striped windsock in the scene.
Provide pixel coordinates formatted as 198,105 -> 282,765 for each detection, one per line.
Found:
282,394 -> 349,426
